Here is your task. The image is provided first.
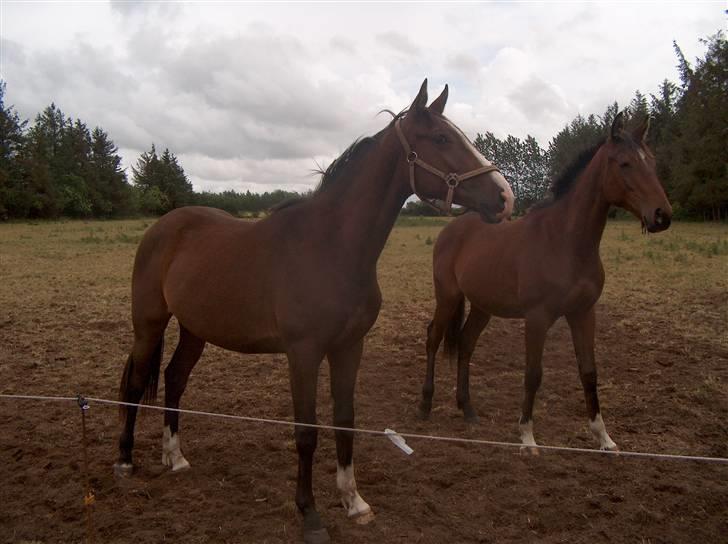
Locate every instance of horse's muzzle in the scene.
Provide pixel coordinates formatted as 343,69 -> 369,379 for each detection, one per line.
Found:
645,208 -> 671,233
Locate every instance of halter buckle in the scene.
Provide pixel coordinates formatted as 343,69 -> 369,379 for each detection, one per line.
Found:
406,151 -> 418,163
445,173 -> 460,188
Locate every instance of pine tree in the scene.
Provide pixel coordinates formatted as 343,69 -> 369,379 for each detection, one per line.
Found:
0,81 -> 28,218
667,32 -> 728,220
132,145 -> 193,214
89,127 -> 131,216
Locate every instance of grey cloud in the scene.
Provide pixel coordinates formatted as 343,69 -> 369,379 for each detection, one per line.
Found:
330,35 -> 357,54
110,0 -> 182,19
447,52 -> 480,74
507,75 -> 570,122
377,31 -> 420,56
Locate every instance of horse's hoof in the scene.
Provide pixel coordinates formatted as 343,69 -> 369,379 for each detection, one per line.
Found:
352,508 -> 375,525
113,462 -> 134,478
519,446 -> 540,456
163,452 -> 191,472
304,528 -> 330,544
417,401 -> 431,420
463,409 -> 479,424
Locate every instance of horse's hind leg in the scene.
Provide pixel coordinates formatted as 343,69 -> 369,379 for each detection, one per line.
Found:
519,310 -> 553,455
566,307 -> 617,451
456,307 -> 490,423
162,324 -> 206,471
328,339 -> 373,524
418,294 -> 462,420
115,316 -> 170,477
287,342 -> 329,544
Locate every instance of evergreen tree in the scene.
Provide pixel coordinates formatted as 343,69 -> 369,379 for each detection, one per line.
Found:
629,90 -> 650,119
0,81 -> 28,218
89,127 -> 131,216
667,32 -> 728,220
132,145 -> 193,214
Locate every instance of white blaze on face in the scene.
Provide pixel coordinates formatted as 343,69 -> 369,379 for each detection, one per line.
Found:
337,463 -> 372,521
589,413 -> 618,451
638,149 -> 647,163
519,419 -> 538,447
162,425 -> 191,471
443,117 -> 514,219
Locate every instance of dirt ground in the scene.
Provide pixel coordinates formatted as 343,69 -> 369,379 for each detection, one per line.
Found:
1,218 -> 727,544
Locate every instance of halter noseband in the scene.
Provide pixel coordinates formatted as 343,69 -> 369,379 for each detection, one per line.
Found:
395,118 -> 501,214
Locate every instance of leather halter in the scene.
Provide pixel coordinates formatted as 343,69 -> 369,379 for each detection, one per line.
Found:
395,118 -> 501,214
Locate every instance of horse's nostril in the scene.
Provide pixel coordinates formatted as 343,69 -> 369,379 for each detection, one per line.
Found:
653,208 -> 671,230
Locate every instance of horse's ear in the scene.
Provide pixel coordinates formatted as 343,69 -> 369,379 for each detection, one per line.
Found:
410,78 -> 428,112
609,111 -> 625,141
633,115 -> 650,143
429,84 -> 448,115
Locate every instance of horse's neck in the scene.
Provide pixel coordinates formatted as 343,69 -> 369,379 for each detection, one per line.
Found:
315,133 -> 409,273
550,152 -> 611,255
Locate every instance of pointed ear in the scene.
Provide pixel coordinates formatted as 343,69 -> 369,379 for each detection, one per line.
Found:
429,84 -> 449,115
633,115 -> 650,143
410,78 -> 428,112
609,111 -> 625,141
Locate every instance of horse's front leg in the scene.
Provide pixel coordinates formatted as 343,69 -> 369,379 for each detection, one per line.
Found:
328,339 -> 374,524
287,342 -> 329,544
456,307 -> 490,423
519,310 -> 554,455
566,306 -> 618,451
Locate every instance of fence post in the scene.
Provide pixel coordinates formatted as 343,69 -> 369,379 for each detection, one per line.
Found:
77,395 -> 95,544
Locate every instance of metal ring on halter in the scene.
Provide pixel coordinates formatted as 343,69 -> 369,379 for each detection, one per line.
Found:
407,151 -> 418,163
445,173 -> 460,188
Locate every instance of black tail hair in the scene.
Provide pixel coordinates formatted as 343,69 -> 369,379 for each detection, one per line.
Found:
443,297 -> 465,360
118,340 -> 163,423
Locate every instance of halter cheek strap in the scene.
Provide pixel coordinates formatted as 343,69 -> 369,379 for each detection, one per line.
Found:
395,119 -> 501,214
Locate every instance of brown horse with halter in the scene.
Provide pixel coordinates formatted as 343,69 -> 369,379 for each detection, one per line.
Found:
115,80 -> 513,543
418,112 -> 672,454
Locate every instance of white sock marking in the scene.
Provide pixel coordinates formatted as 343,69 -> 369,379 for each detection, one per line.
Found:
162,425 -> 191,471
519,419 -> 538,447
336,463 -> 372,520
589,413 -> 618,450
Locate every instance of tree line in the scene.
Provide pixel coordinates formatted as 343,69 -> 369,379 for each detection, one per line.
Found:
0,32 -> 724,221
0,93 -> 298,219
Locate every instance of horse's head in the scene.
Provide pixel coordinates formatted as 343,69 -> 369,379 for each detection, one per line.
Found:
602,112 -> 672,232
396,79 -> 513,222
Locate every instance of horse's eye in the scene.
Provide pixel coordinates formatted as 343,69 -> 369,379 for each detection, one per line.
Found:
434,134 -> 448,145
619,162 -> 630,169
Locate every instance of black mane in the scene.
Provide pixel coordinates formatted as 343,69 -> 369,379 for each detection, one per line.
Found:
270,110 -> 406,213
530,138 -> 605,210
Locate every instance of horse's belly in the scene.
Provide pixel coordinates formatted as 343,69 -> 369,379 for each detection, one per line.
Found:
175,305 -> 284,354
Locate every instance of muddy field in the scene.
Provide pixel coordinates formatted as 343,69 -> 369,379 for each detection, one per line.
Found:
1,217 -> 727,544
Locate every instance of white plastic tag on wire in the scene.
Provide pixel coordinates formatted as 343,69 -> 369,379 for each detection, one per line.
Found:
385,428 -> 414,455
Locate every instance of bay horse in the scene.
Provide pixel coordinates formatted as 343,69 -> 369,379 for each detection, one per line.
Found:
115,80 -> 514,543
418,112 -> 672,454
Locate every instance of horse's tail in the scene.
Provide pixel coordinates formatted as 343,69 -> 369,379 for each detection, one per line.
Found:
118,340 -> 163,423
443,297 -> 465,360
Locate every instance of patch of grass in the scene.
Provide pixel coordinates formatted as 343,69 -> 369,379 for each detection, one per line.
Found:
395,215 -> 449,228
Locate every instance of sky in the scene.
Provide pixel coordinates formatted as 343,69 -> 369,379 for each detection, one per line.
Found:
0,1 -> 724,193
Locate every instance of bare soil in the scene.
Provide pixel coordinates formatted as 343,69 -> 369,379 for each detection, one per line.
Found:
1,218 -> 726,544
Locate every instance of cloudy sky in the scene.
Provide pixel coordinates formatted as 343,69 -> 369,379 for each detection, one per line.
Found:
1,1 -> 723,193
